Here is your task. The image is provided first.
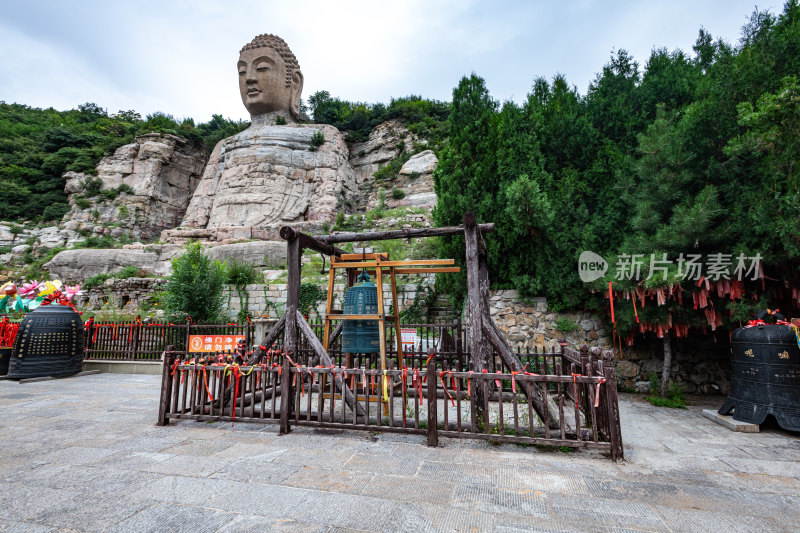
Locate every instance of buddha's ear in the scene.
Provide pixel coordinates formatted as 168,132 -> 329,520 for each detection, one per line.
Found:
290,70 -> 304,120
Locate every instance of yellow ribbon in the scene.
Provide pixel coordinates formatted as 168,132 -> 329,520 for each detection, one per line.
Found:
382,370 -> 389,402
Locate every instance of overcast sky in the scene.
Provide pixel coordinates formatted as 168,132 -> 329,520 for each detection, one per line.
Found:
0,0 -> 774,123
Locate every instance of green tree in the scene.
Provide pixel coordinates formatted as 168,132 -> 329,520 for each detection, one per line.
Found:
433,74 -> 498,302
162,242 -> 226,323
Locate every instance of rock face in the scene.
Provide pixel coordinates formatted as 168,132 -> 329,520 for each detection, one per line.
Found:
348,121 -> 438,211
179,124 -> 357,229
62,133 -> 207,241
206,241 -> 286,268
45,248 -> 180,281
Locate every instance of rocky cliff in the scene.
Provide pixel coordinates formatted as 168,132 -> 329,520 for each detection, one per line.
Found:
62,133 -> 207,242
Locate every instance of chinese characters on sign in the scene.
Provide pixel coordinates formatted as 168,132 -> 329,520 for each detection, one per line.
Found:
188,335 -> 246,353
613,253 -> 762,282
400,329 -> 418,349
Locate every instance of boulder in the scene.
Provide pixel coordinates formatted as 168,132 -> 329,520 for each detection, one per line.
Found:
206,241 -> 287,268
45,248 -> 179,281
399,150 -> 438,175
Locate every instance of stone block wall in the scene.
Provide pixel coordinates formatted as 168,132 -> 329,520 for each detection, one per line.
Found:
485,289 -> 730,395
75,277 -> 167,310
486,290 -> 612,353
222,280 -> 433,320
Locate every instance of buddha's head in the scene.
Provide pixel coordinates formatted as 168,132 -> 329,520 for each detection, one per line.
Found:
238,34 -> 303,122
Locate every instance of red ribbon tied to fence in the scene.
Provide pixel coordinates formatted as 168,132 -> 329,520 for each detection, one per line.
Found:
595,378 -> 606,408
509,364 -> 528,394
571,373 -> 583,404
439,370 -> 456,407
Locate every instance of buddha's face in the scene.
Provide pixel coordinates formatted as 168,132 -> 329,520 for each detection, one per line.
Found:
238,46 -> 301,118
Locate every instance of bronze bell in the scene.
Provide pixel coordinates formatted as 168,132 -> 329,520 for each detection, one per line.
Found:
7,304 -> 84,380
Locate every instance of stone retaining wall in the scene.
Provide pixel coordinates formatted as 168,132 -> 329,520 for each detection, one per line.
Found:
74,277 -> 166,310
486,289 -> 729,395
486,290 -> 612,352
223,279 -> 433,320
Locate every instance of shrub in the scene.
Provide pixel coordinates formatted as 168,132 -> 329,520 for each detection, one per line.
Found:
225,258 -> 263,322
162,241 -> 226,323
82,273 -> 111,290
299,283 -> 325,316
82,177 -> 103,197
224,258 -> 263,286
646,372 -> 687,408
75,197 -> 91,209
554,317 -> 578,333
391,187 -> 406,200
310,130 -> 325,147
275,115 -> 287,125
334,212 -> 345,229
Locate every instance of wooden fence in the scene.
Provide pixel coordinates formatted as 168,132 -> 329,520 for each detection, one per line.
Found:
82,319 -> 464,362
157,343 -> 623,460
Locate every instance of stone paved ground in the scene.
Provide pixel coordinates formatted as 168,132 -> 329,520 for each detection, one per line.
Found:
1,374 -> 799,532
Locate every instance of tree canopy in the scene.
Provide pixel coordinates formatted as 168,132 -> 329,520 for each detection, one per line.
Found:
0,103 -> 247,223
433,1 -> 800,343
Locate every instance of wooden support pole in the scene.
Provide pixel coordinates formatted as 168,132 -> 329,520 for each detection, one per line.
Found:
285,237 -> 300,357
481,319 -> 559,428
157,347 -> 175,426
327,321 -> 344,349
315,223 -> 496,244
247,313 -> 286,365
602,350 -> 624,461
427,356 -> 438,447
463,212 -> 491,429
279,226 -> 346,256
390,267 -> 404,369
322,263 -> 336,351
279,356 -> 291,434
296,311 -> 367,417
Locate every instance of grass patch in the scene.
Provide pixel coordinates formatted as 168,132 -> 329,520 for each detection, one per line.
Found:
645,372 -> 687,408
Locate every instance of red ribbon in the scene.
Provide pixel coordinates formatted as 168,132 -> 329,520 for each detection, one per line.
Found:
439,371 -> 455,407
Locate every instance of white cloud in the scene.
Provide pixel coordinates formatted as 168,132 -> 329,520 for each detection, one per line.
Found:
0,0 -> 770,122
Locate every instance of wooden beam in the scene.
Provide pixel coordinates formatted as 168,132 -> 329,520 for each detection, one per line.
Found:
389,267 -> 404,369
337,253 -> 389,261
296,311 -> 366,417
331,259 -> 455,269
322,264 -> 336,351
482,318 -> 559,428
314,223 -> 496,244
279,226 -> 346,256
393,267 -> 461,274
324,314 -> 383,321
328,321 -> 344,347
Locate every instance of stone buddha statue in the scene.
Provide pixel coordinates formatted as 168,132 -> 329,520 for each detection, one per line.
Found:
238,34 -> 304,125
177,34 -> 356,235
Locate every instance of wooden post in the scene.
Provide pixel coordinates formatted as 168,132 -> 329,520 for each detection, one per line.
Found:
132,318 -> 141,361
602,350 -> 624,460
464,212 -> 491,430
427,356 -> 438,447
285,236 -> 301,358
157,347 -> 175,426
279,355 -> 292,434
390,267 -> 404,368
322,262 -> 336,351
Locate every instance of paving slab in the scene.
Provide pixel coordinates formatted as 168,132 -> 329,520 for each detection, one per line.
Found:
702,409 -> 760,432
1,374 -> 799,532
